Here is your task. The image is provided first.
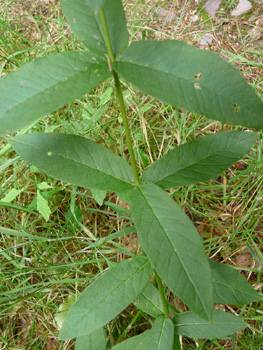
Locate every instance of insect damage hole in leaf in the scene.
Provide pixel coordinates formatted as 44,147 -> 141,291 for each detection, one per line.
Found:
194,73 -> 203,80
194,83 -> 201,90
233,103 -> 240,112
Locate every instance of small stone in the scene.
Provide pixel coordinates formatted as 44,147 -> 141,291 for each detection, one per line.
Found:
199,33 -> 214,46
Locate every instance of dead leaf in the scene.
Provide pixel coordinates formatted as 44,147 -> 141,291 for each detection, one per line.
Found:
231,0 -> 252,16
205,0 -> 222,17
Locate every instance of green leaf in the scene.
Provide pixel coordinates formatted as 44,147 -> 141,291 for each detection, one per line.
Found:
1,188 -> 23,202
37,190 -> 51,221
142,316 -> 174,349
130,183 -> 213,320
10,133 -> 135,194
59,256 -> 153,339
84,0 -> 105,12
112,331 -> 150,350
173,310 -> 247,339
60,0 -> 128,57
91,188 -> 107,206
113,316 -> 174,350
133,282 -> 164,318
37,182 -> 53,190
75,328 -> 106,350
113,41 -> 263,129
55,294 -> 77,330
142,131 -> 257,189
209,259 -> 261,305
0,52 -> 110,136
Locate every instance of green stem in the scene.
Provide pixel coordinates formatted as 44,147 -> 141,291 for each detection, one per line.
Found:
100,7 -> 169,318
99,10 -> 115,63
155,271 -> 169,318
112,71 -> 140,185
99,9 -> 140,186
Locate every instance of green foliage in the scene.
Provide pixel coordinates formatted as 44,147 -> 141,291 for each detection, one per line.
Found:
173,310 -> 247,339
113,316 -> 174,350
59,256 -> 152,339
75,328 -> 106,350
130,183 -> 213,320
113,41 -> 263,129
10,133 -> 134,194
142,131 -> 257,188
0,52 -> 110,136
1,0 -> 262,348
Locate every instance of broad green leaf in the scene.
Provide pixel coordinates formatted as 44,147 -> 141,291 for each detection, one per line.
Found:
60,0 -> 128,57
10,133 -> 135,194
0,52 -> 110,136
112,331 -> 150,350
37,190 -> 51,221
91,188 -> 107,206
130,183 -> 213,320
209,259 -> 261,305
75,328 -> 106,350
113,316 -> 174,350
173,310 -> 247,339
59,256 -> 152,339
142,131 -> 257,189
84,0 -> 105,12
133,282 -> 164,318
141,316 -> 174,350
113,41 -> 263,129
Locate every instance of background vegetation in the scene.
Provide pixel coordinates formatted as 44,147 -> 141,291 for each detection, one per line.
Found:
0,0 -> 262,348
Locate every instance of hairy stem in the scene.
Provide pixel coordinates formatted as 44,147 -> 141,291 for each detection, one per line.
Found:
100,9 -> 140,186
155,271 -> 169,318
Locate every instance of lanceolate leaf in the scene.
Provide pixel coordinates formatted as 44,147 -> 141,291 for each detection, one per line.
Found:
130,183 -> 213,320
10,133 -> 135,194
75,328 -> 106,350
209,259 -> 261,305
142,131 -> 257,189
113,316 -> 174,350
60,0 -> 128,57
59,256 -> 152,339
133,282 -> 164,318
173,310 -> 247,339
0,52 -> 110,136
113,41 -> 263,129
112,331 -> 149,350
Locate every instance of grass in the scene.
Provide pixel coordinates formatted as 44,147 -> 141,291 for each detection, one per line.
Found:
1,0 -> 263,349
